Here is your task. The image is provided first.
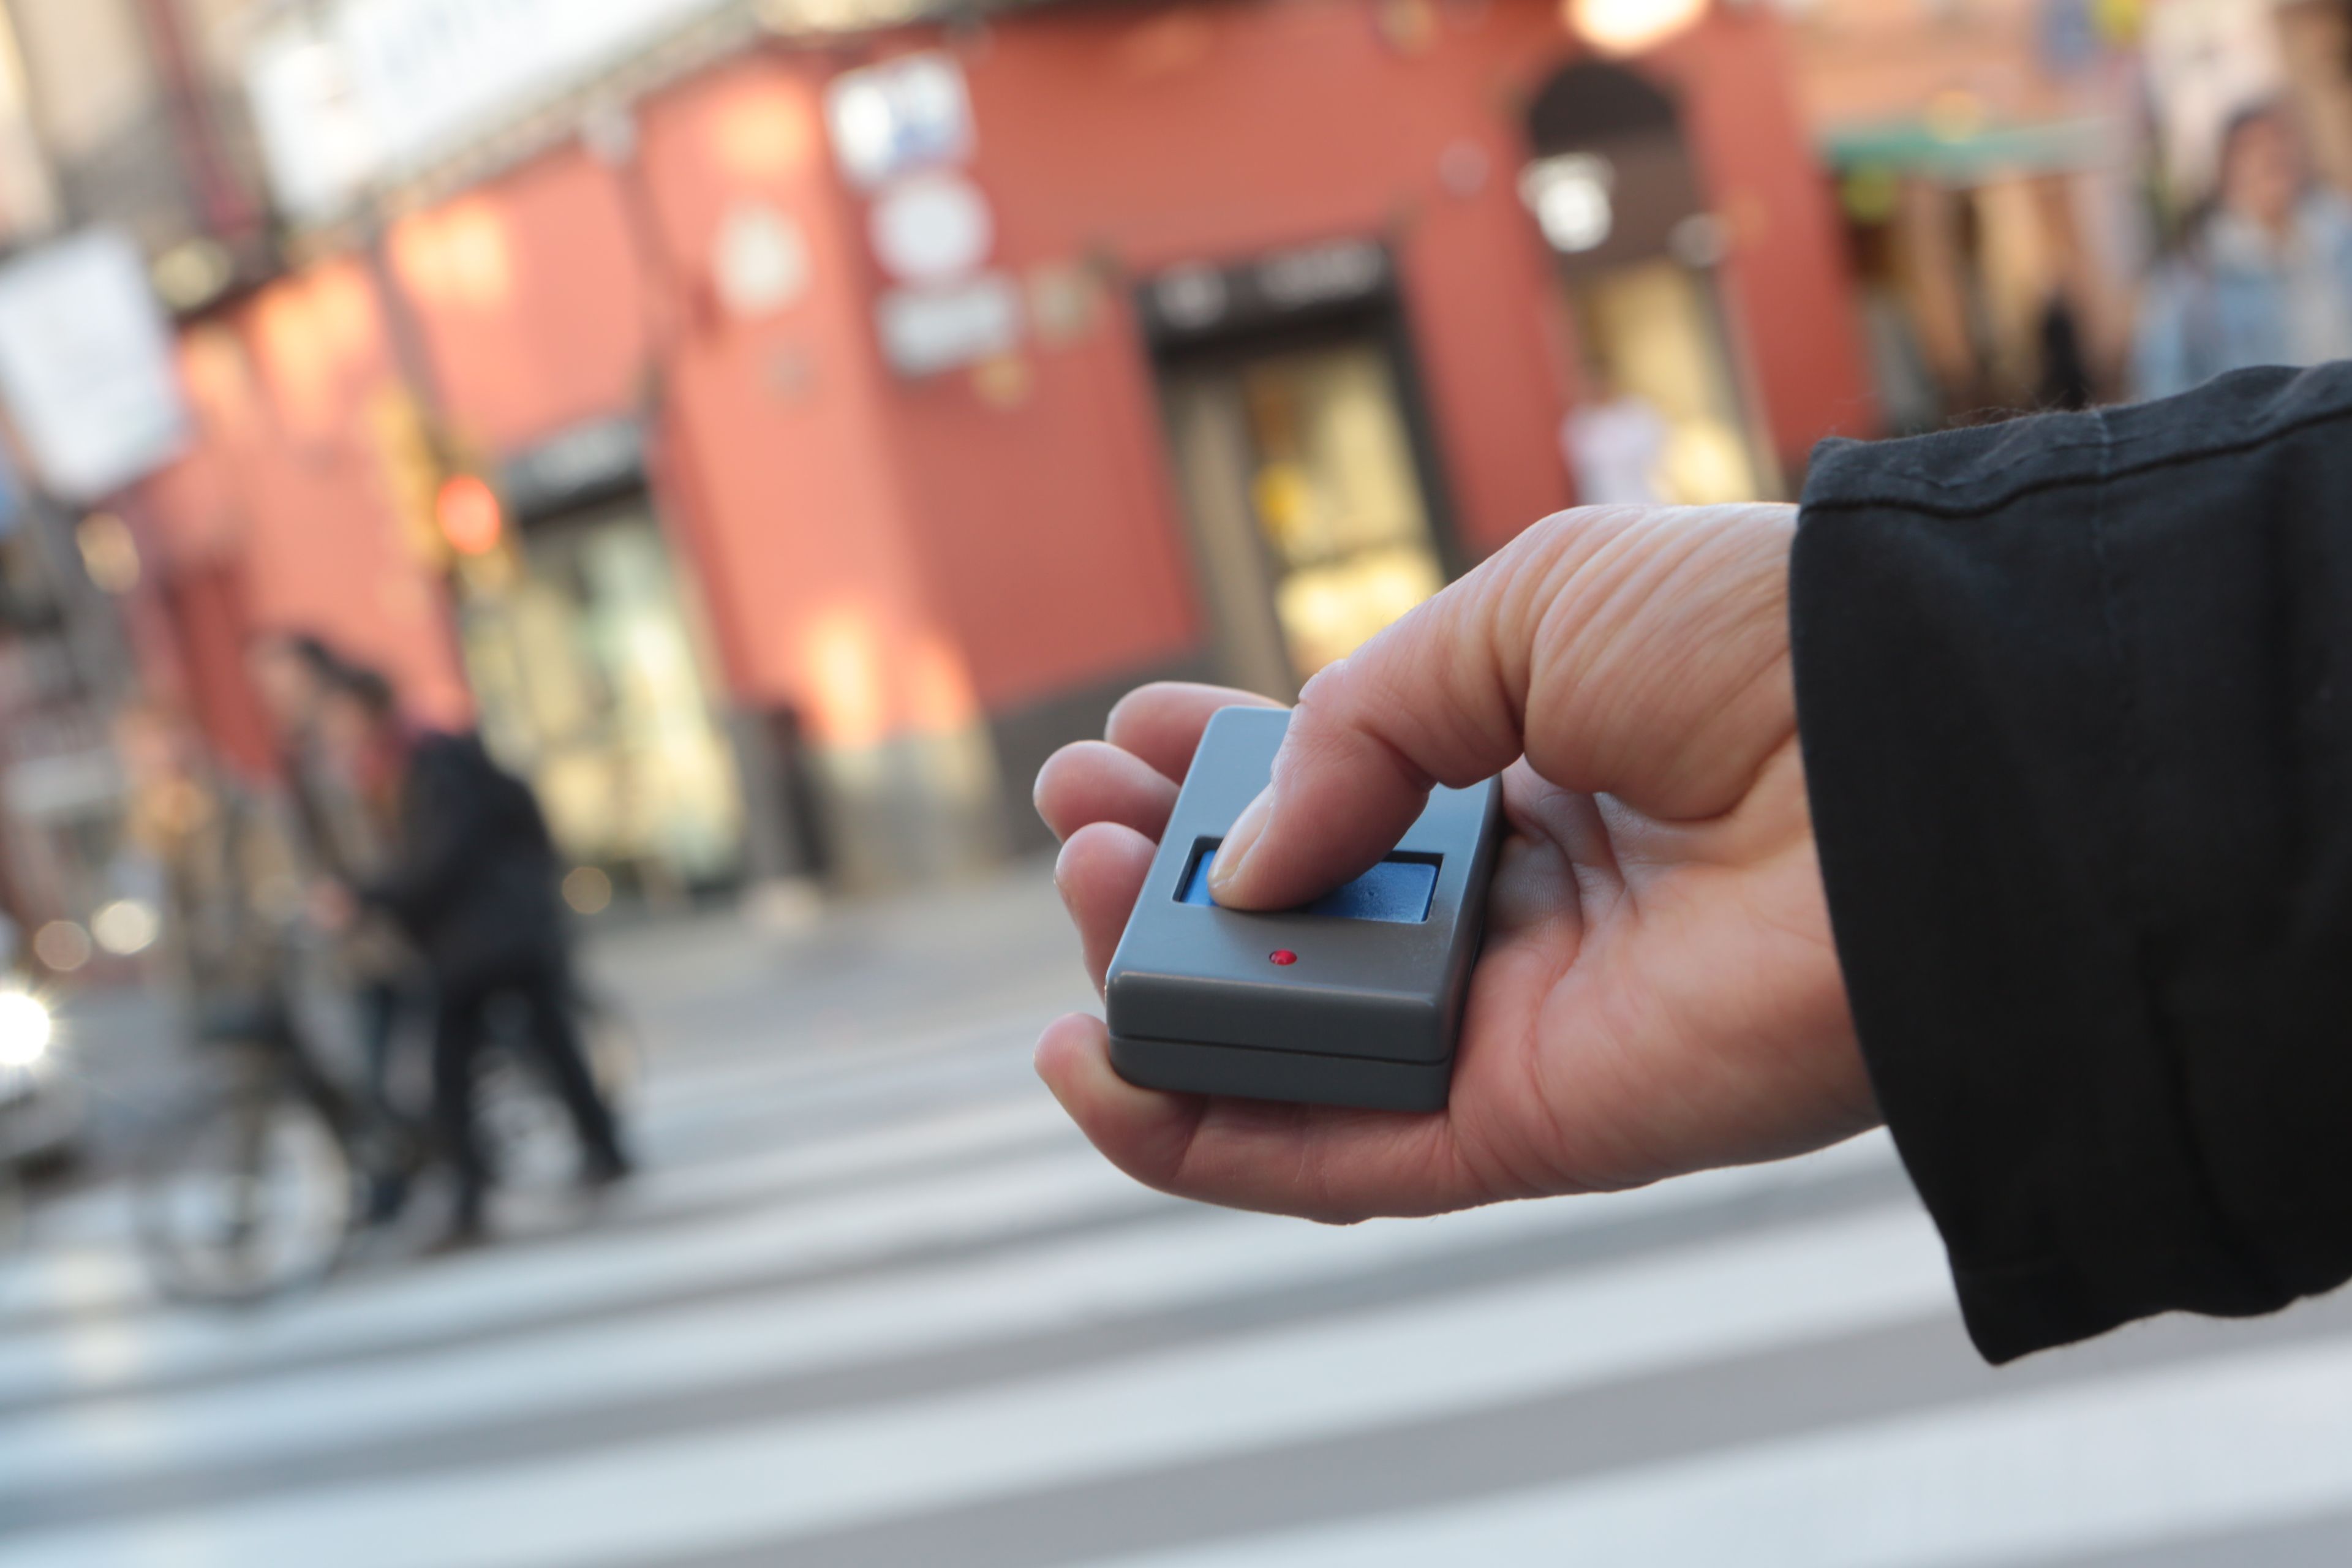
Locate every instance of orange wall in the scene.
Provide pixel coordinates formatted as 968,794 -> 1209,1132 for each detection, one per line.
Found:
146,0 -> 1868,755
390,151 -> 652,454
878,0 -> 1583,710
847,0 -> 1868,713
635,59 -> 979,743
142,265 -> 472,729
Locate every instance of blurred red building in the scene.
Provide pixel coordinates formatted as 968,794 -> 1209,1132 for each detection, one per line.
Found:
133,0 -> 1869,895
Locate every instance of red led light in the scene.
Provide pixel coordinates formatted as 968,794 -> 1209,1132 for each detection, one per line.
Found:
435,475 -> 503,557
1269,949 -> 1298,966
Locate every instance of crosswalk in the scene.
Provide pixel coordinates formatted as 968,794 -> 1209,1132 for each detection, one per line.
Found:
6,891 -> 2352,1565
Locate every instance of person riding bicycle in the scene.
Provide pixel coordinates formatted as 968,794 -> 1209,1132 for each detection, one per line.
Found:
314,668 -> 630,1246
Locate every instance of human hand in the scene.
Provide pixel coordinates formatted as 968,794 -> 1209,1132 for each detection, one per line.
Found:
1031,503 -> 1874,1221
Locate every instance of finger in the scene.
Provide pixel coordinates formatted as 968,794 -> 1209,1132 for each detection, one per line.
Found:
1034,741 -> 1181,843
1208,543 -> 1531,910
1034,1012 -> 1487,1219
1052,821 -> 1156,992
1104,683 -> 1284,784
1035,1011 -> 1209,1191
1212,505 -> 1796,911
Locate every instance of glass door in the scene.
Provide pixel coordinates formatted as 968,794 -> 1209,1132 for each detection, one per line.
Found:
1160,333 -> 1447,695
461,498 -> 744,899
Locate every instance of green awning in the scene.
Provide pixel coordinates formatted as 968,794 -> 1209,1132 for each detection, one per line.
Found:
1820,117 -> 2113,180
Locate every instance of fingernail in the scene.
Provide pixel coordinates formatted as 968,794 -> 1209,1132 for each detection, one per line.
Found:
1208,790 -> 1271,897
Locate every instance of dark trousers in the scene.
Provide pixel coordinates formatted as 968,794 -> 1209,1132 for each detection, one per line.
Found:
355,978 -> 406,1106
432,957 -> 625,1222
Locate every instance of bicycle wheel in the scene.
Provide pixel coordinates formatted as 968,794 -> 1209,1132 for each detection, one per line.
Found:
132,1077 -> 355,1305
579,998 -> 645,1109
473,1044 -> 579,1200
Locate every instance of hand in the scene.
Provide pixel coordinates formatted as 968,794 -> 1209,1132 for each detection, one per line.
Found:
1031,503 -> 1875,1222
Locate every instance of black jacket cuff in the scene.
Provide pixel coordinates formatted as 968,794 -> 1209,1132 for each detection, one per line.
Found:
1790,364 -> 2352,1362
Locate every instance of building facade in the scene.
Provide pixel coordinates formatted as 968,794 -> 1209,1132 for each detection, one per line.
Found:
129,0 -> 1871,898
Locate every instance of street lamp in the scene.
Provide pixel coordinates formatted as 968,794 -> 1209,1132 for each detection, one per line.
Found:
1565,0 -> 1708,56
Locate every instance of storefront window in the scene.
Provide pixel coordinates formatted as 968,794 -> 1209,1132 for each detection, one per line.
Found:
1528,61 -> 1775,507
1572,259 -> 1762,505
1162,334 -> 1445,693
461,500 -> 744,898
1238,344 -> 1445,679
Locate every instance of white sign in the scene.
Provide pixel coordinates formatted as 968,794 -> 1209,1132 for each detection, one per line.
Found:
876,275 -> 1020,377
867,172 -> 993,285
0,230 -> 187,503
244,0 -> 733,218
714,201 -> 810,319
825,53 -> 973,190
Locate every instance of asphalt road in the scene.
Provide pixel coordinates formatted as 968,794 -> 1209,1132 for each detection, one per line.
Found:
3,859 -> 2350,1566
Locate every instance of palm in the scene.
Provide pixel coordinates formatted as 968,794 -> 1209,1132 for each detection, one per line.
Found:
1035,503 -> 1870,1223
1034,696 -> 1865,1224
1441,741 -> 1863,1208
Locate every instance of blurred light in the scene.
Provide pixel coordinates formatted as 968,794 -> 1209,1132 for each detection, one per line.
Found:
0,991 -> 51,1068
711,90 -> 811,181
151,238 -> 233,313
805,608 -> 886,747
32,921 -> 89,974
1565,0 -> 1707,55
714,201 -> 811,318
562,866 -> 614,916
435,475 -> 503,557
76,513 -> 141,594
91,898 -> 159,956
392,202 -> 514,310
1520,155 -> 1615,254
906,633 -> 979,733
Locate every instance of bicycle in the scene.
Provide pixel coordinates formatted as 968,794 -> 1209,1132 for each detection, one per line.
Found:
130,984 -> 640,1305
130,1006 -> 424,1307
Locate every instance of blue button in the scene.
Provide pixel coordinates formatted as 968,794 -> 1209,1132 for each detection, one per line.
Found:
1178,845 -> 1437,924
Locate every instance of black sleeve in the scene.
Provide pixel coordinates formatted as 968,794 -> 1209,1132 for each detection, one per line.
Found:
1790,362 -> 2352,1363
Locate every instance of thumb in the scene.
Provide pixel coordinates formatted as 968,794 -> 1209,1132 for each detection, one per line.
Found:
1207,503 -> 1796,912
1207,541 -> 1531,913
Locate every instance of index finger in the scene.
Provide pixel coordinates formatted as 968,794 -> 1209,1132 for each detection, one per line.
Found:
1104,682 -> 1284,784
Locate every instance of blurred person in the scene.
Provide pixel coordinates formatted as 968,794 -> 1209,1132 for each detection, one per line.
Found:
1559,367 -> 1669,507
1036,360 -> 2352,1366
247,631 -> 421,1106
316,669 -> 629,1244
2036,291 -> 2095,412
2135,100 -> 2352,399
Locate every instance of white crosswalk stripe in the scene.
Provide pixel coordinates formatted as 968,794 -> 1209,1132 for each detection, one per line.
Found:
3,883 -> 2347,1568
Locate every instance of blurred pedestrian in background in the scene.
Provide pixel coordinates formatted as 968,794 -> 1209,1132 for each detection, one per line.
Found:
2135,101 -> 2352,400
314,668 -> 630,1246
246,632 -> 423,1111
1559,365 -> 1670,507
